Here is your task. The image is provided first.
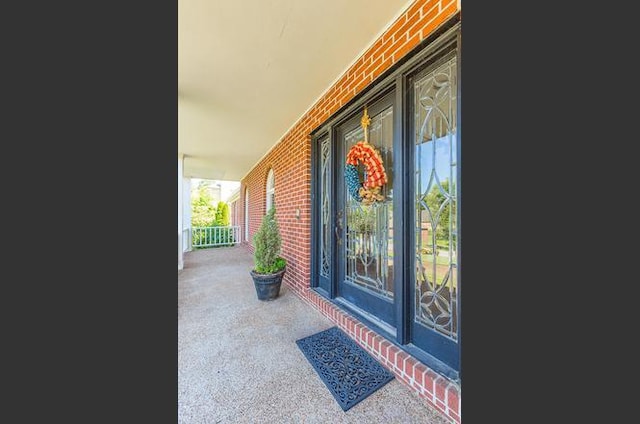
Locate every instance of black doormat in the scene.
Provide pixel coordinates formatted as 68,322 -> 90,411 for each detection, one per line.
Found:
296,326 -> 394,411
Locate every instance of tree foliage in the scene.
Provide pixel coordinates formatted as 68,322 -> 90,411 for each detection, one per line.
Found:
423,179 -> 453,240
215,201 -> 230,226
191,181 -> 217,227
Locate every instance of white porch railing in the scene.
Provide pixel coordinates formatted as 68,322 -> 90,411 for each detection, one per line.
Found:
191,226 -> 241,248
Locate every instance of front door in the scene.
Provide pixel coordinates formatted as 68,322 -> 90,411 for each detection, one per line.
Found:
311,26 -> 460,378
335,91 -> 396,328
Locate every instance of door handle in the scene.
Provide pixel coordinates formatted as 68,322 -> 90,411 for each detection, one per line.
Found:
335,209 -> 343,246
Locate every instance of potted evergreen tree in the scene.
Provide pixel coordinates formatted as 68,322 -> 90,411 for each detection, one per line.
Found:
250,207 -> 287,300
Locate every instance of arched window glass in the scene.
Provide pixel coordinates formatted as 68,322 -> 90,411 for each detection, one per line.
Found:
266,169 -> 275,213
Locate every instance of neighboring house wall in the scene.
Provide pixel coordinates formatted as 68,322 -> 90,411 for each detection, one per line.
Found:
207,185 -> 222,205
241,1 -> 460,422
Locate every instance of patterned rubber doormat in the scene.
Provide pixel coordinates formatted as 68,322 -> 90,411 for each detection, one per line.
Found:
295,326 -> 394,411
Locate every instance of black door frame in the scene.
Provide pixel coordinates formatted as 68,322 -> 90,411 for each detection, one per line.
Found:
311,17 -> 461,381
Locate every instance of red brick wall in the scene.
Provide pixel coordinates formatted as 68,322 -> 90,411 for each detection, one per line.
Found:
241,138 -> 312,293
241,1 -> 460,422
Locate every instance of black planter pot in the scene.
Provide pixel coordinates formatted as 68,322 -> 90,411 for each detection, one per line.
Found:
250,267 -> 286,301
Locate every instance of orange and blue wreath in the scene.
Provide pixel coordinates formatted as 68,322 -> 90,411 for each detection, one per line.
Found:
345,141 -> 387,205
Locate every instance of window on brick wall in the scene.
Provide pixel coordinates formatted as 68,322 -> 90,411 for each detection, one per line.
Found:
266,169 -> 275,213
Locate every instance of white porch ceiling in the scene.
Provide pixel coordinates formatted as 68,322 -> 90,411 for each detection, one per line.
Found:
178,0 -> 411,181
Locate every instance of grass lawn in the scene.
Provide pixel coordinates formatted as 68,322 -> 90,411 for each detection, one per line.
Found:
419,252 -> 457,289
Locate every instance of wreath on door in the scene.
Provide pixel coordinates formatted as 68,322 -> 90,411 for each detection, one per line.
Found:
345,140 -> 387,205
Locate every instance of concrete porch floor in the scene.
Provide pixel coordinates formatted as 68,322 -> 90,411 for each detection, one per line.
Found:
178,246 -> 450,423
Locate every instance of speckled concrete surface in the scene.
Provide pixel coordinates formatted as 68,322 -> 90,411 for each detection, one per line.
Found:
178,246 -> 450,424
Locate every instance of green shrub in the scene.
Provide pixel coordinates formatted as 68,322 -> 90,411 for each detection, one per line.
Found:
253,207 -> 286,274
